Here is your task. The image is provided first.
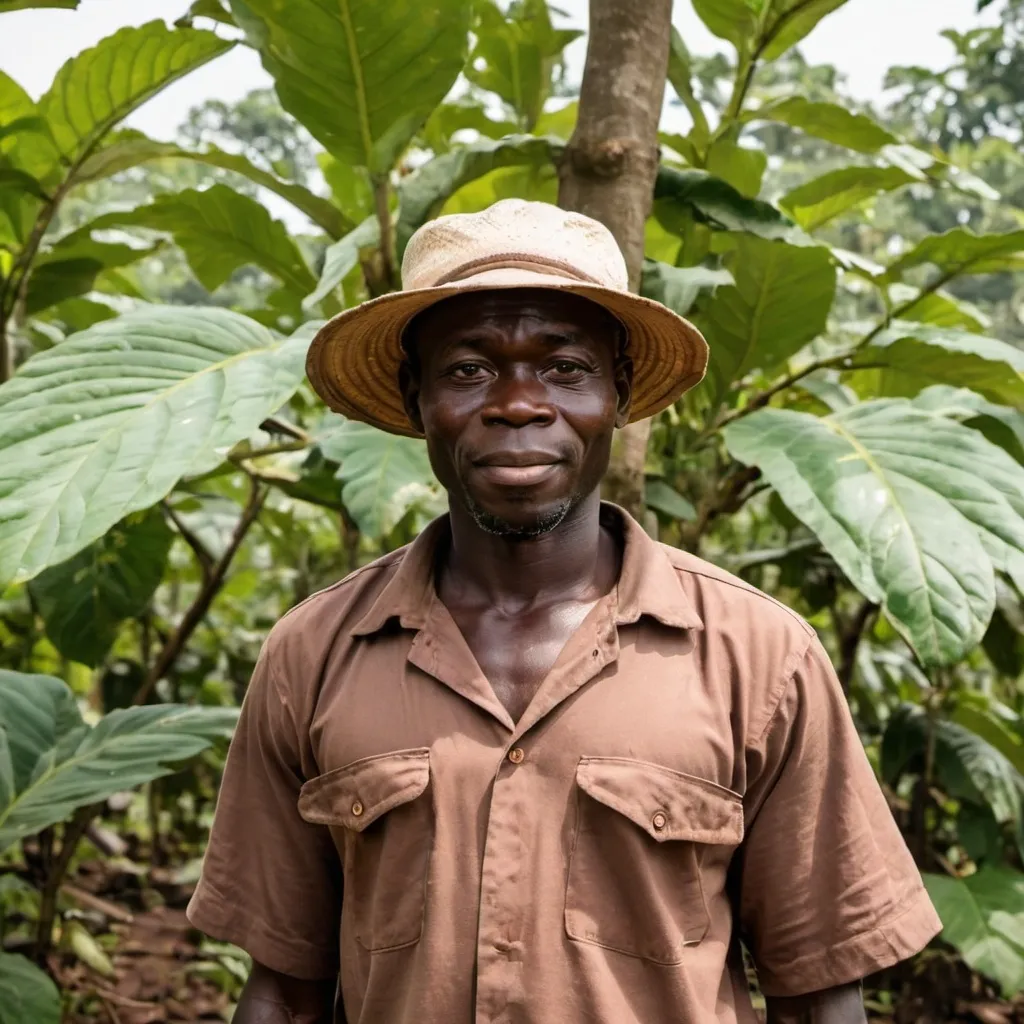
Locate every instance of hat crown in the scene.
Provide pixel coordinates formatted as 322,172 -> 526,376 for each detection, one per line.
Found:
401,199 -> 630,293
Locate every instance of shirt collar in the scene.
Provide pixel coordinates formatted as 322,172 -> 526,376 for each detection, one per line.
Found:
350,503 -> 703,638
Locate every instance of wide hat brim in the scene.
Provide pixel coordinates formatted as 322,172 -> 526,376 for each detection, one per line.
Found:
306,266 -> 709,438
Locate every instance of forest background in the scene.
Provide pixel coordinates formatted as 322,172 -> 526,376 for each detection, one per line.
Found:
1,0 -> 1023,1021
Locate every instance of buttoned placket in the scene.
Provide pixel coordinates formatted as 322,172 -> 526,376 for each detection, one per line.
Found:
407,589 -> 621,1024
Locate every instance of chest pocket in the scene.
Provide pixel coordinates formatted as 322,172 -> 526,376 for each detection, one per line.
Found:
298,748 -> 432,953
565,756 -> 743,964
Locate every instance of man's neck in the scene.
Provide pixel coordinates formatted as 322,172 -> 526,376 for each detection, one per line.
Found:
441,492 -> 618,613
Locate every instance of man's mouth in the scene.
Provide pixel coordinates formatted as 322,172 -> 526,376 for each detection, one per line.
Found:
472,451 -> 564,487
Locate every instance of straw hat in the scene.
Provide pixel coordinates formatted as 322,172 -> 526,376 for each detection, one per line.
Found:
306,199 -> 709,438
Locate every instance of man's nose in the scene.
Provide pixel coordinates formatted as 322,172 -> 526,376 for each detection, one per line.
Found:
480,372 -> 556,427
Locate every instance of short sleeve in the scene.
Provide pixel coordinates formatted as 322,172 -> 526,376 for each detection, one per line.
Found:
738,637 -> 941,997
186,641 -> 342,979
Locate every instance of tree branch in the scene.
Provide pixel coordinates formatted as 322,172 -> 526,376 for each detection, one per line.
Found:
161,501 -> 214,581
373,176 -> 395,292
133,480 -> 266,705
836,599 -> 878,694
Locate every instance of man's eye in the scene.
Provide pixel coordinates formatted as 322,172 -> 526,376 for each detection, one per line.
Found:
550,360 -> 586,375
450,363 -> 485,379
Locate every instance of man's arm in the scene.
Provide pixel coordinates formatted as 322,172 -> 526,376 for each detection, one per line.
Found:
234,961 -> 339,1024
765,982 -> 867,1023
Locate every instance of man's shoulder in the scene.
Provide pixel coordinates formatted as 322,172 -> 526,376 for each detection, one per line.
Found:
264,544 -> 410,654
658,541 -> 815,645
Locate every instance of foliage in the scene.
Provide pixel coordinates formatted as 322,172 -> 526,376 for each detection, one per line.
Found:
1,0 -> 1024,1013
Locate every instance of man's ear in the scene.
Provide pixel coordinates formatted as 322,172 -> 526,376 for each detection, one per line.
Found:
399,360 -> 425,434
613,353 -> 633,429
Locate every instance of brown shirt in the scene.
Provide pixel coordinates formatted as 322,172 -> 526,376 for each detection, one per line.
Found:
187,505 -> 940,1023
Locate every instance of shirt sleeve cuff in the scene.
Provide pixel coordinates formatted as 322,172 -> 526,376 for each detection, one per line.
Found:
756,886 -> 943,998
186,876 -> 339,981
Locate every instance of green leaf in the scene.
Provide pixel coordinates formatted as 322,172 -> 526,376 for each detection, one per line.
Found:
888,282 -> 990,333
0,952 -> 61,1024
230,0 -> 472,175
0,0 -> 78,9
722,400 -> 1024,665
305,215 -> 379,310
912,387 -> 1024,466
860,322 -> 1024,409
0,307 -> 312,585
691,0 -> 760,54
885,228 -> 1024,281
780,166 -> 916,231
94,184 -> 316,296
25,224 -> 158,316
175,0 -> 237,27
645,480 -> 696,522
419,101 -> 518,155
695,236 -> 835,404
760,0 -> 851,60
0,166 -> 48,201
667,27 -> 709,145
29,510 -> 173,667
396,134 -> 558,257
705,138 -> 766,198
468,0 -> 581,131
317,153 -> 373,227
924,869 -> 1024,996
0,71 -> 60,185
746,97 -> 897,154
319,421 -> 443,539
78,135 -> 349,238
38,21 -> 232,166
654,165 -> 800,240
640,259 -> 734,317
0,669 -> 237,852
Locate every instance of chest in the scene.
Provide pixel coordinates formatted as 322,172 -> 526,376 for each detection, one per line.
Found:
446,600 -> 599,722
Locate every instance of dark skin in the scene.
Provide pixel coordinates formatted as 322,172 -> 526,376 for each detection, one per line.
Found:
235,290 -> 868,1024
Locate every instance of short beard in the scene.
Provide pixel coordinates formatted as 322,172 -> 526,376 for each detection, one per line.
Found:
464,494 -> 576,541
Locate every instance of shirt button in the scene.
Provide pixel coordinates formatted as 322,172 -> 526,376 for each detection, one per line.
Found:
652,811 -> 667,831
351,800 -> 364,817
508,747 -> 525,764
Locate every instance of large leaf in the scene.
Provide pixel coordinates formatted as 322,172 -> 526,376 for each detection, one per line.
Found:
466,0 -> 581,130
396,135 -> 558,257
640,259 -> 734,317
888,282 -> 990,333
305,214 -> 379,310
705,138 -> 767,198
0,71 -> 61,184
746,97 -> 897,154
29,509 -> 174,667
859,321 -> 1024,409
760,0 -> 851,60
654,165 -> 800,241
77,135 -> 349,238
923,869 -> 1024,997
722,400 -> 1024,665
319,421 -> 443,539
780,166 -> 917,231
0,952 -> 61,1024
913,387 -> 1024,467
695,235 -> 835,403
230,0 -> 472,175
885,228 -> 1024,282
0,307 -> 312,586
38,21 -> 232,166
0,670 -> 237,852
94,185 -> 316,297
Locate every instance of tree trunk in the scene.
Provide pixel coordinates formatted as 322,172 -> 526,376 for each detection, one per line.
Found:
557,0 -> 672,522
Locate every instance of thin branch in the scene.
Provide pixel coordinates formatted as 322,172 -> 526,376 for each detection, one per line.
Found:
836,599 -> 878,694
34,804 -> 100,961
161,501 -> 214,581
373,176 -> 395,291
259,415 -> 311,444
132,480 -> 267,705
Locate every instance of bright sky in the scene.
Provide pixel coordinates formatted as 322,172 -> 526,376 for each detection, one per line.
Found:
0,0 -> 1002,144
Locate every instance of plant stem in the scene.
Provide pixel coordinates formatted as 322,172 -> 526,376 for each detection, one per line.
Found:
34,805 -> 99,962
836,599 -> 878,694
373,176 -> 395,291
132,479 -> 266,705
161,501 -> 214,581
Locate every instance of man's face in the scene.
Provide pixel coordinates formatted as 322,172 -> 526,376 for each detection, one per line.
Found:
401,289 -> 633,539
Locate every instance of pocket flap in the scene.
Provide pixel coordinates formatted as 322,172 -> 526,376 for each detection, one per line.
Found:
298,747 -> 430,831
576,756 -> 743,844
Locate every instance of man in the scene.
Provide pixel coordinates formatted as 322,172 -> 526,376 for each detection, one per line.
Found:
187,199 -> 941,1024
